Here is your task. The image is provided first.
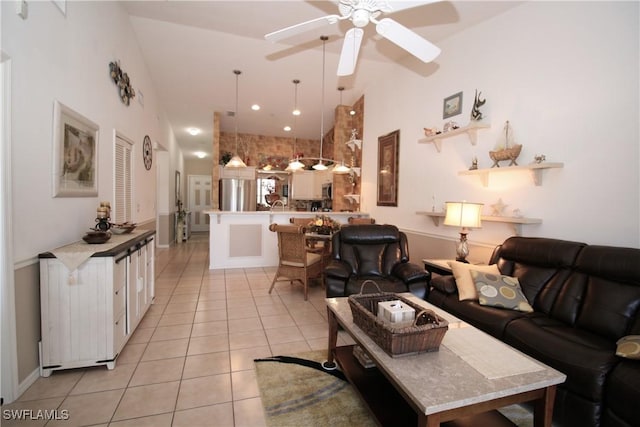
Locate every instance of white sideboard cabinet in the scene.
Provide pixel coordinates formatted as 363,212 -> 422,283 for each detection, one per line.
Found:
38,230 -> 155,376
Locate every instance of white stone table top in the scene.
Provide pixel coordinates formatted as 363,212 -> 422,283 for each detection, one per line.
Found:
326,294 -> 566,416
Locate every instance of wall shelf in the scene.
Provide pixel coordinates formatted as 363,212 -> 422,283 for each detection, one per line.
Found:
418,122 -> 490,152
416,211 -> 542,236
458,162 -> 564,187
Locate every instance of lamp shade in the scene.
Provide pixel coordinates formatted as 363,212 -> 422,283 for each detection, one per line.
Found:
444,202 -> 483,229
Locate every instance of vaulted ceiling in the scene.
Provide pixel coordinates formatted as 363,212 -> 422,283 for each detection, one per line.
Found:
121,1 -> 522,158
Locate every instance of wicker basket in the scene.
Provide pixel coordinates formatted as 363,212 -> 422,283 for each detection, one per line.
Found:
348,280 -> 448,357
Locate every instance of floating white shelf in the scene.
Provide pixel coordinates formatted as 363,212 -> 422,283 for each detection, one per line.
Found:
344,194 -> 360,204
458,162 -> 564,187
416,211 -> 542,236
346,139 -> 362,152
418,122 -> 490,152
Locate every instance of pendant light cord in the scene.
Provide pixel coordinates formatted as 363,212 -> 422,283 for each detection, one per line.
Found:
234,70 -> 241,154
320,35 -> 327,162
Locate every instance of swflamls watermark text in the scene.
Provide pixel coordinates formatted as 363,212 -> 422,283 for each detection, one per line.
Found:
3,409 -> 70,421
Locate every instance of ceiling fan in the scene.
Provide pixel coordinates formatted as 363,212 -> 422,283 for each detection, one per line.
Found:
265,0 -> 442,76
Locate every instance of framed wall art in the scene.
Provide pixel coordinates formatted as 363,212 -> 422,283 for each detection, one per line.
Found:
377,129 -> 399,207
443,91 -> 463,119
52,100 -> 99,197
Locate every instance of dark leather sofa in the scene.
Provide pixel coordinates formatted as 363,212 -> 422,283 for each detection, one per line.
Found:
427,236 -> 640,427
324,224 -> 430,299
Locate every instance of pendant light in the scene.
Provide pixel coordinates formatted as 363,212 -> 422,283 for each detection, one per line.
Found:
225,69 -> 247,168
313,36 -> 329,171
287,79 -> 305,172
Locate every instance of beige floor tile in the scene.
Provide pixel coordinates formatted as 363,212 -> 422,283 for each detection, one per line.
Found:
176,374 -> 232,410
197,290 -> 226,301
129,357 -> 185,386
233,397 -> 267,427
150,324 -> 192,341
298,322 -> 329,340
146,303 -> 166,317
116,342 -> 147,365
70,363 -> 136,395
108,413 -> 173,427
163,301 -> 197,314
229,330 -> 268,351
141,338 -> 189,361
0,397 -> 64,427
256,303 -> 289,316
269,340 -> 312,355
190,320 -> 228,337
188,334 -> 230,355
196,299 -> 226,311
290,309 -> 326,326
265,326 -> 304,345
230,346 -> 272,372
157,312 -> 195,327
172,403 -> 234,427
307,337 -> 328,351
183,351 -> 231,379
227,305 -> 260,321
260,313 -> 296,329
112,381 -> 180,421
137,314 -> 161,329
18,371 -> 84,401
168,293 -> 199,303
194,309 -> 228,323
231,370 -> 260,400
228,317 -> 263,333
225,297 -> 255,309
128,326 -> 155,344
47,389 -> 124,427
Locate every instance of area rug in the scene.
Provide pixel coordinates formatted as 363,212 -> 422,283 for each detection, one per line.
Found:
254,350 -> 539,427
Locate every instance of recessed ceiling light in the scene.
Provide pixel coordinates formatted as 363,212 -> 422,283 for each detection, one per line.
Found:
194,151 -> 206,158
284,126 -> 292,132
251,104 -> 260,111
187,127 -> 201,135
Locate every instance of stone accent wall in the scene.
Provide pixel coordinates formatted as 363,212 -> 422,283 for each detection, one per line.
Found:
332,95 -> 364,212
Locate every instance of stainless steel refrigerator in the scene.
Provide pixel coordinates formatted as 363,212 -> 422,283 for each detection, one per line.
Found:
220,178 -> 256,211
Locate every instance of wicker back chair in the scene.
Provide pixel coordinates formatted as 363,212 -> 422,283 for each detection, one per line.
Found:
289,217 -> 311,226
348,217 -> 375,225
268,223 -> 323,301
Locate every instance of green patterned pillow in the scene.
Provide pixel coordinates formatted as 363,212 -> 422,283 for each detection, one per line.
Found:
470,271 -> 533,313
616,335 -> 640,359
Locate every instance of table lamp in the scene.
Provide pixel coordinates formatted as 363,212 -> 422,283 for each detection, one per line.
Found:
444,201 -> 483,263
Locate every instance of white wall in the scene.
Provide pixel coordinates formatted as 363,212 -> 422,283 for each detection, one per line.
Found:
2,1 -> 178,262
361,1 -> 639,248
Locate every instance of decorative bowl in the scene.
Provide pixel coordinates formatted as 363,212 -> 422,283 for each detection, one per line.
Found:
111,223 -> 136,234
83,231 -> 111,244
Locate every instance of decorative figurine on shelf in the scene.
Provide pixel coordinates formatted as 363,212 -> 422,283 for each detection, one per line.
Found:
423,127 -> 440,137
95,202 -> 111,231
490,198 -> 509,216
470,89 -> 486,121
469,156 -> 478,170
489,120 -> 522,167
443,121 -> 459,132
534,154 -> 546,164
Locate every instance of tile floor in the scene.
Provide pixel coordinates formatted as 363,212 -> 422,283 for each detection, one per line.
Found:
4,232 -> 354,426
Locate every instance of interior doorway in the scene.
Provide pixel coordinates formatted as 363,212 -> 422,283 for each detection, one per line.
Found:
188,175 -> 212,232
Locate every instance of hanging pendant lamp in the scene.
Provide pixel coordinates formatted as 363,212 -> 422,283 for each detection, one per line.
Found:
225,69 -> 247,168
313,36 -> 329,171
287,79 -> 305,172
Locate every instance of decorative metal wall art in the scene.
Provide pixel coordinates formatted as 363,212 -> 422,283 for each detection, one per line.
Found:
470,89 -> 486,121
109,61 -> 135,106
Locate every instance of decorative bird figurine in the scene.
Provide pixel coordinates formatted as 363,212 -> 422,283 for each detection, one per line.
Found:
470,90 -> 486,121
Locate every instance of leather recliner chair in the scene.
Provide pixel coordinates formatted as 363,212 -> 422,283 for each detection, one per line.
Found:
324,224 -> 430,299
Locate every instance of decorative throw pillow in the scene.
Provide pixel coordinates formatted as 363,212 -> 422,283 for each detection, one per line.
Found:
447,261 -> 501,301
470,270 -> 534,312
616,335 -> 640,360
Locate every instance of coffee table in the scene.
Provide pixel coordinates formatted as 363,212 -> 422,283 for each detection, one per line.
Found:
325,294 -> 566,427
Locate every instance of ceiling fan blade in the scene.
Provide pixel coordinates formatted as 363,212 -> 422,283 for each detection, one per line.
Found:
377,0 -> 440,14
265,15 -> 340,42
375,17 -> 441,62
337,28 -> 364,76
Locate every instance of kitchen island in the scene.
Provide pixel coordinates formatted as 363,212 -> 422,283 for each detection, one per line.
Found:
205,211 -> 369,269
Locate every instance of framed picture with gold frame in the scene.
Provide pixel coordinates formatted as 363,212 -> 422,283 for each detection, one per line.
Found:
52,100 -> 99,197
377,129 -> 399,207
